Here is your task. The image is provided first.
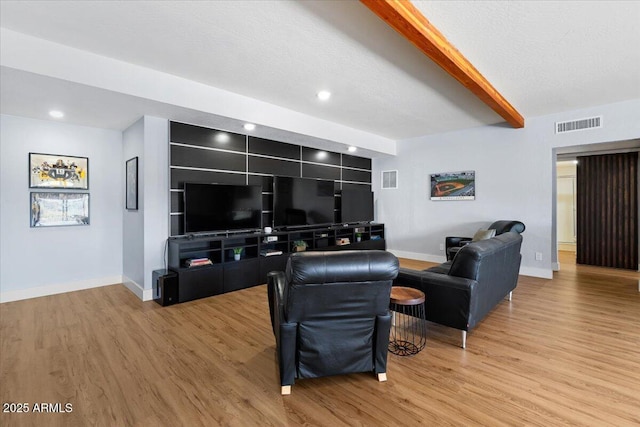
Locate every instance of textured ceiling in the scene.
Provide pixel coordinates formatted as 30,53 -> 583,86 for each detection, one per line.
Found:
1,0 -> 639,150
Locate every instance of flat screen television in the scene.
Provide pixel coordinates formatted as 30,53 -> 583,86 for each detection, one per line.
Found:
273,177 -> 335,227
183,183 -> 262,234
341,189 -> 374,223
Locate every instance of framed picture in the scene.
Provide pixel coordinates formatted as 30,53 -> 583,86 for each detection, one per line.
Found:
430,171 -> 475,200
126,157 -> 138,210
29,153 -> 88,189
30,192 -> 90,227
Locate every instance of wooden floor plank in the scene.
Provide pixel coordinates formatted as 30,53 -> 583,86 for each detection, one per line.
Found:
1,253 -> 639,426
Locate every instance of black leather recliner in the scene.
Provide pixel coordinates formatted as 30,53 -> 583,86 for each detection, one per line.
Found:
446,220 -> 525,261
267,250 -> 399,395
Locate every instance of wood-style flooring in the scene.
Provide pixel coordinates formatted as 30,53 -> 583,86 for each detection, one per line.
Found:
1,253 -> 639,426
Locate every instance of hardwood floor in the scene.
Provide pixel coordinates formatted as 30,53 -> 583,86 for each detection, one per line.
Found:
1,257 -> 639,426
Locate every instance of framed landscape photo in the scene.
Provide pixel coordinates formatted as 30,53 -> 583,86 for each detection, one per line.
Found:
126,157 -> 138,210
430,171 -> 476,200
29,153 -> 88,189
30,192 -> 90,227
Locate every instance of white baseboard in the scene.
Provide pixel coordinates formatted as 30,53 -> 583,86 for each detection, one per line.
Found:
122,276 -> 154,301
388,249 -> 447,264
389,250 -> 554,279
0,275 -> 123,303
519,266 -> 553,279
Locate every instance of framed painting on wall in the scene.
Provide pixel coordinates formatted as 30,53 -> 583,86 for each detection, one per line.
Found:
126,157 -> 138,210
30,192 -> 90,227
430,171 -> 475,200
29,153 -> 89,189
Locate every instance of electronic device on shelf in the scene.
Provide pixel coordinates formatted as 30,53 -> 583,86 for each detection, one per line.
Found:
183,183 -> 262,234
260,249 -> 283,257
152,269 -> 178,306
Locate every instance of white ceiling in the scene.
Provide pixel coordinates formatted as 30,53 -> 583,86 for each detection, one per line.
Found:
1,0 -> 639,155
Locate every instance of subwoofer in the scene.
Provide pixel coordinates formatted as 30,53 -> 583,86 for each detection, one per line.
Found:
152,269 -> 178,306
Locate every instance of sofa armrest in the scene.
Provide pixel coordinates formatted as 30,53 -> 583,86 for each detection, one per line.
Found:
445,237 -> 472,261
267,271 -> 298,386
267,271 -> 287,337
445,236 -> 472,250
396,268 -> 478,331
374,313 -> 391,374
416,270 -> 478,292
398,268 -> 476,291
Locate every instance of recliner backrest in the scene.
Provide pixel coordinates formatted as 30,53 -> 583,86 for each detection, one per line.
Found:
285,250 -> 398,323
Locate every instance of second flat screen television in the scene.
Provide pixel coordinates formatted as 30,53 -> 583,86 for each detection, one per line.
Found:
184,183 -> 262,234
273,177 -> 335,227
341,189 -> 374,223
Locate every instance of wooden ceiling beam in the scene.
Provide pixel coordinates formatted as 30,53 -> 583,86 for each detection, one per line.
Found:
360,0 -> 524,128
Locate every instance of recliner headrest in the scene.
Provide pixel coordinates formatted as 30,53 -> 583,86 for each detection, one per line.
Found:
287,250 -> 399,285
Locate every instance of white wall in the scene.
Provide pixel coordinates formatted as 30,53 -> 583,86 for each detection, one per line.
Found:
122,118 -> 145,295
373,99 -> 640,279
122,116 -> 170,301
0,115 -> 123,302
142,117 -> 169,295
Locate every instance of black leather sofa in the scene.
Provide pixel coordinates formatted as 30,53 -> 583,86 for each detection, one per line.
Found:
396,232 -> 523,348
446,220 -> 526,261
267,250 -> 399,395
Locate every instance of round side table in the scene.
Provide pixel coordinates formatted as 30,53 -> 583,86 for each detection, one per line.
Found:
388,286 -> 427,356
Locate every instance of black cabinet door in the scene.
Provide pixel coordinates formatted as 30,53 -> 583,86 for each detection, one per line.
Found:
223,259 -> 260,293
178,266 -> 223,302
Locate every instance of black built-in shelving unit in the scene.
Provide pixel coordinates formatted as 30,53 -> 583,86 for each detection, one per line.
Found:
169,121 -> 373,236
168,223 -> 385,303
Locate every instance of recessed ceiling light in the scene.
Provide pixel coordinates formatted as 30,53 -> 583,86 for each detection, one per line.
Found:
317,151 -> 328,160
243,123 -> 256,131
49,110 -> 64,118
573,160 -> 579,165
317,90 -> 331,101
347,146 -> 357,153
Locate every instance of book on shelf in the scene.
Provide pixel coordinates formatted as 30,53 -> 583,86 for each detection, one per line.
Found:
185,258 -> 212,267
260,249 -> 283,257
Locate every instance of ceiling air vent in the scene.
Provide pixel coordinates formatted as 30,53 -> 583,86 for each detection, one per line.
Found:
555,116 -> 602,134
382,170 -> 398,189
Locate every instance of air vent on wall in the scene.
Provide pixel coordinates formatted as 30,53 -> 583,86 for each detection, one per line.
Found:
555,116 -> 602,134
382,170 -> 398,189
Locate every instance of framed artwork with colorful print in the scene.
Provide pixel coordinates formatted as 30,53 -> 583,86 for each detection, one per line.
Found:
29,153 -> 89,189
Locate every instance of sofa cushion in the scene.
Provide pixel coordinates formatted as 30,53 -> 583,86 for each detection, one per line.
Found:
472,228 -> 496,242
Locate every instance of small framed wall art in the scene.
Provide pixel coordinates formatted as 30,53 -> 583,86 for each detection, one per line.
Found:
126,157 -> 138,210
29,153 -> 89,189
30,192 -> 90,227
430,170 -> 476,200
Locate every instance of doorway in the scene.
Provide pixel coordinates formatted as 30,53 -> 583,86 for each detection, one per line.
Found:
576,152 -> 638,270
553,139 -> 640,272
556,161 -> 577,254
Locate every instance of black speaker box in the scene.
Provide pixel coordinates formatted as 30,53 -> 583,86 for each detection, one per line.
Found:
152,269 -> 178,306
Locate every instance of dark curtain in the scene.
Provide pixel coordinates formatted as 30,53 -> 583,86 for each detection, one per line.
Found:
576,152 -> 638,270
